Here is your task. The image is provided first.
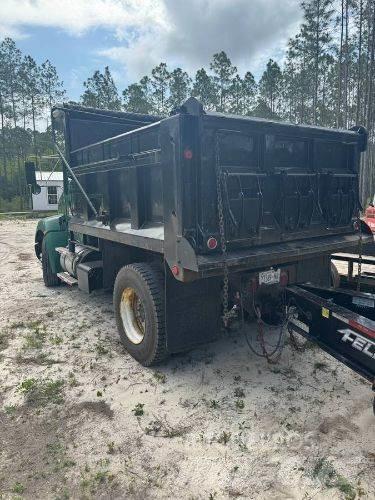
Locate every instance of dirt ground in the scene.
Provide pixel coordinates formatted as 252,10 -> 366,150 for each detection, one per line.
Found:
0,218 -> 374,500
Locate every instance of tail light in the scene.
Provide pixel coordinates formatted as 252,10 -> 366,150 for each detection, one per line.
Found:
207,237 -> 218,250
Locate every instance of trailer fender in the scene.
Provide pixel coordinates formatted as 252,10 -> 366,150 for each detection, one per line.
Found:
35,215 -> 69,274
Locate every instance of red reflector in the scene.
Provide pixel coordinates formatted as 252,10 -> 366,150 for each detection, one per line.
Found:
184,148 -> 193,160
207,237 -> 218,250
171,265 -> 179,276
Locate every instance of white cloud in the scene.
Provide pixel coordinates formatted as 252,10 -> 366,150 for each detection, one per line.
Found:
99,0 -> 303,81
0,0 -> 302,81
0,0 -> 164,37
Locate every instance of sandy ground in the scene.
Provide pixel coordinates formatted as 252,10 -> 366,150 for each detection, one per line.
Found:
0,218 -> 374,500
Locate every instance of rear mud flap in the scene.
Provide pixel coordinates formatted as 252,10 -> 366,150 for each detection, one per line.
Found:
165,269 -> 222,353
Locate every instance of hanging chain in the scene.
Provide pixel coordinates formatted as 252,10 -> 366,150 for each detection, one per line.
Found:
215,134 -> 230,327
357,214 -> 363,292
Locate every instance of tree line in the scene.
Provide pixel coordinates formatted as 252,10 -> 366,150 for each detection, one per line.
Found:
1,0 -> 375,210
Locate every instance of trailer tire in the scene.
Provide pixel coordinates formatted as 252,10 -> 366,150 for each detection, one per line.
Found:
42,239 -> 60,287
330,262 -> 340,289
114,263 -> 167,366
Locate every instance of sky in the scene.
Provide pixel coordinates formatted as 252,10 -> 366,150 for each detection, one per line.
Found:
0,0 -> 303,101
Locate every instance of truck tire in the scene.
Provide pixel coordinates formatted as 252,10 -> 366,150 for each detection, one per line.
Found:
330,262 -> 340,288
113,263 -> 167,366
42,239 -> 60,287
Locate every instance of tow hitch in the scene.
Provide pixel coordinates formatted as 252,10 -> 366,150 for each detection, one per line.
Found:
286,284 -> 375,413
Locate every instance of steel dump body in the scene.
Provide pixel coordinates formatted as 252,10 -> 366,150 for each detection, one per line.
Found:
52,98 -> 367,281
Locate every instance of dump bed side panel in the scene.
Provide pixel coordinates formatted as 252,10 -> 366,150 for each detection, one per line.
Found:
62,114 -> 162,228
52,105 -> 160,156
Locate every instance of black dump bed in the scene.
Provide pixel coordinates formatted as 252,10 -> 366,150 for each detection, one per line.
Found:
52,97 -> 369,281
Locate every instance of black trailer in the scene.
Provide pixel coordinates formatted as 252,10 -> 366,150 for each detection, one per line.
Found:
29,98 -> 374,405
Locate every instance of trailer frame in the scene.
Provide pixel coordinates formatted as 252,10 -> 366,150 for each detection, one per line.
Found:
286,283 -> 375,409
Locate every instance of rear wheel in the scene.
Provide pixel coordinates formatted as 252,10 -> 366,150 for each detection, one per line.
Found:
42,239 -> 60,287
113,263 -> 167,366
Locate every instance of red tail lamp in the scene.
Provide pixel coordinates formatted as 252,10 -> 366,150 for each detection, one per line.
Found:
207,237 -> 218,250
184,148 -> 193,160
171,265 -> 179,276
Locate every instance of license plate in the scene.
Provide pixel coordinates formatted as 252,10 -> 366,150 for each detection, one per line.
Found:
259,268 -> 281,285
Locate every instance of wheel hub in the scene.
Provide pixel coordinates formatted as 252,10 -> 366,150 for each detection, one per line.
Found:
120,287 -> 145,344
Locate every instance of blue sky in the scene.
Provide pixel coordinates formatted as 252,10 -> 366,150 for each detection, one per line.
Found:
16,26 -> 125,101
0,0 -> 303,102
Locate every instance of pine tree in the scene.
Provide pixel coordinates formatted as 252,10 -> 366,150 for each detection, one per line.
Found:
229,75 -> 244,114
210,51 -> 237,111
242,71 -> 257,114
123,76 -> 153,114
300,0 -> 334,124
81,66 -> 121,110
192,68 -> 217,110
0,43 -> 9,177
168,68 -> 191,110
21,56 -> 43,156
0,38 -> 22,128
41,59 -> 66,114
258,59 -> 283,117
150,63 -> 170,115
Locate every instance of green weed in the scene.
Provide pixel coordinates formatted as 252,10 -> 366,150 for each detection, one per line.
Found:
132,403 -> 144,416
234,387 -> 245,398
11,482 -> 24,494
18,378 -> 64,407
217,431 -> 231,445
153,371 -> 166,384
23,321 -> 46,349
235,399 -> 245,410
313,458 -> 355,499
0,331 -> 9,351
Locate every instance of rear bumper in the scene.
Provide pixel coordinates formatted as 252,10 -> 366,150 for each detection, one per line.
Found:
196,233 -> 372,277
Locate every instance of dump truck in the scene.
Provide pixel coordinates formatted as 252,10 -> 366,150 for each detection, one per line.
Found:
28,97 -> 374,408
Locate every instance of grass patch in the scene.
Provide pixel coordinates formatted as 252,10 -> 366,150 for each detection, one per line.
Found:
4,404 -> 17,415
235,399 -> 245,410
18,378 -> 64,407
234,387 -> 245,398
0,331 -> 9,351
313,458 -> 356,499
144,417 -> 191,438
132,403 -> 144,417
15,351 -> 61,366
9,321 -> 25,329
11,482 -> 25,494
153,371 -> 167,384
95,342 -> 109,356
80,468 -> 115,495
46,441 -> 76,472
217,431 -> 231,445
23,321 -> 47,349
50,334 -> 63,345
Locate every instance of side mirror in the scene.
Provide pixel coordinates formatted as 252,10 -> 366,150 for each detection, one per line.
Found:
25,161 -> 41,194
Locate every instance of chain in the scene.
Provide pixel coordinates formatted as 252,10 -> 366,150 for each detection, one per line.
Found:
357,215 -> 363,292
215,134 -> 230,327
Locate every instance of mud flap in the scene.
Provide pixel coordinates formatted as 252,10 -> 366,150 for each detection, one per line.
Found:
165,269 -> 222,353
